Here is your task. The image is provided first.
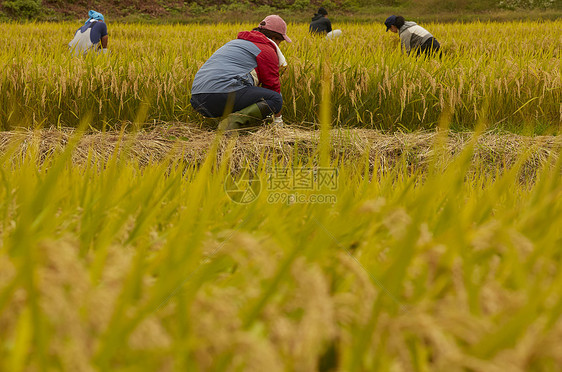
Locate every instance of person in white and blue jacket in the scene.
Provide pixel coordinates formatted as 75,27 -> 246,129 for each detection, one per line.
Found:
385,15 -> 441,57
69,10 -> 109,56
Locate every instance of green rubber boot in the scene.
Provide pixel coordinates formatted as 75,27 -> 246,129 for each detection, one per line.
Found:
218,102 -> 268,132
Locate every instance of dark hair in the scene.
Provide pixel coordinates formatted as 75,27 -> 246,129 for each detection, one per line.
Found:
394,16 -> 405,29
318,7 -> 328,16
253,27 -> 284,42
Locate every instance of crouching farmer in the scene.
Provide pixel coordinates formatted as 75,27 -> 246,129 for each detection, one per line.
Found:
385,15 -> 441,57
190,15 -> 291,131
69,10 -> 109,56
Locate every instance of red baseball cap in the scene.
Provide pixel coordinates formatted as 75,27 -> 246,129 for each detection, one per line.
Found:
259,15 -> 292,43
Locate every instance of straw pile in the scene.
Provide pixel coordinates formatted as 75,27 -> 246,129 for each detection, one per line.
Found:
0,123 -> 560,178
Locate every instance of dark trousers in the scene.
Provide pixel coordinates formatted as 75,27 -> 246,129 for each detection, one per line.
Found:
190,86 -> 283,118
416,37 -> 441,57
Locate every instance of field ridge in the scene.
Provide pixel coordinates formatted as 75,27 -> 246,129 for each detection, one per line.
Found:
3,124 -> 560,176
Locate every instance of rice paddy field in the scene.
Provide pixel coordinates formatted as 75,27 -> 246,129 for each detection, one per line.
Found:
0,20 -> 562,371
1,21 -> 560,131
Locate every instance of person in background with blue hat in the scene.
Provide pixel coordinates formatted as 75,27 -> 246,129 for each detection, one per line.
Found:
69,10 -> 109,56
385,15 -> 441,57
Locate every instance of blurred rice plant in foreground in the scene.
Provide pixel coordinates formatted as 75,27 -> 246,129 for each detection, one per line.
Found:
0,130 -> 561,370
0,21 -> 560,131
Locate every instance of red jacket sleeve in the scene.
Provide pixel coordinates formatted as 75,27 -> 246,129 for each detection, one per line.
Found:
254,42 -> 281,93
